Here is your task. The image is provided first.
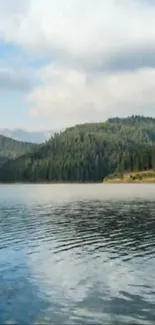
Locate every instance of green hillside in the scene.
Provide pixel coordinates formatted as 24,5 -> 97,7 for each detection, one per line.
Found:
1,115 -> 155,182
0,134 -> 37,166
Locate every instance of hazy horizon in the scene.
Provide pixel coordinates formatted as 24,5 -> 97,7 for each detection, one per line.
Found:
0,114 -> 155,133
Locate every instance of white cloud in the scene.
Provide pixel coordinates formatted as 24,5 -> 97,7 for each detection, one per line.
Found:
28,66 -> 155,127
1,0 -> 155,125
1,0 -> 155,69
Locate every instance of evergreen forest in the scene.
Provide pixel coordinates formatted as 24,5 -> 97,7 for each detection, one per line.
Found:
1,116 -> 155,182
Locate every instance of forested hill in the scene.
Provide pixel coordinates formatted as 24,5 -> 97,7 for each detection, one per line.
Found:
0,134 -> 37,166
1,115 -> 155,182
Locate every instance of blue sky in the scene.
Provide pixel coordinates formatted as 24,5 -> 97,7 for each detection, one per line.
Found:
1,0 -> 155,130
0,42 -> 28,128
0,40 -> 52,130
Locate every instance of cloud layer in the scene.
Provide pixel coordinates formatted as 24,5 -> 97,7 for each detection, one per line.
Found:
1,0 -> 155,126
28,67 -> 155,127
0,68 -> 32,91
1,0 -> 155,67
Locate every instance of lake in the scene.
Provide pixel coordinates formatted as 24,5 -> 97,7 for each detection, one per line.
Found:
0,184 -> 155,324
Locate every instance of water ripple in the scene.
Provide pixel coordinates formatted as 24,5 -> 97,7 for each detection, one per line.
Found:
0,184 -> 155,324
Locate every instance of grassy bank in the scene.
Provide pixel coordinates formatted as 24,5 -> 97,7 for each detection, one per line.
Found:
103,170 -> 155,183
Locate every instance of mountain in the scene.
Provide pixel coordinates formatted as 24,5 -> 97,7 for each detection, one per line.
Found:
0,134 -> 37,167
0,128 -> 55,143
1,115 -> 155,182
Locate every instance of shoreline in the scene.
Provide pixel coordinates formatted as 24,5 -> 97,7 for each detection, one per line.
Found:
0,181 -> 155,185
104,180 -> 155,184
103,170 -> 155,184
1,171 -> 155,184
0,181 -> 103,185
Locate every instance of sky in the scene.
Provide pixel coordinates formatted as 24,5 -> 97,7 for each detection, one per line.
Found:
1,0 -> 155,130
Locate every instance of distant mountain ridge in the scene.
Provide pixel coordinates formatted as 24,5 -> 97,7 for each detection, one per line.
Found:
0,134 -> 37,167
0,128 -> 56,143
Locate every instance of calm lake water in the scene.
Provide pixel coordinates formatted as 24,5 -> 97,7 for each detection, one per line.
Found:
0,184 -> 155,325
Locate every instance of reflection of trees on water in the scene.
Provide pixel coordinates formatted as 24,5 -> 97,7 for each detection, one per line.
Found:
2,200 -> 155,257
41,200 -> 155,257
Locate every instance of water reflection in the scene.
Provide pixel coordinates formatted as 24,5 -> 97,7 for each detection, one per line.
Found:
0,251 -> 50,324
0,185 -> 155,324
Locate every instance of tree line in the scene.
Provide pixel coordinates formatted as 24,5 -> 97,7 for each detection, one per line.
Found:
1,115 -> 155,182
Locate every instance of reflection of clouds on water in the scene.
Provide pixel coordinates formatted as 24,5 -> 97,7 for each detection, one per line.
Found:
28,245 -> 90,303
27,232 -> 153,324
0,248 -> 49,325
28,244 -> 155,324
1,185 -> 155,324
28,241 -> 142,299
27,197 -> 155,324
